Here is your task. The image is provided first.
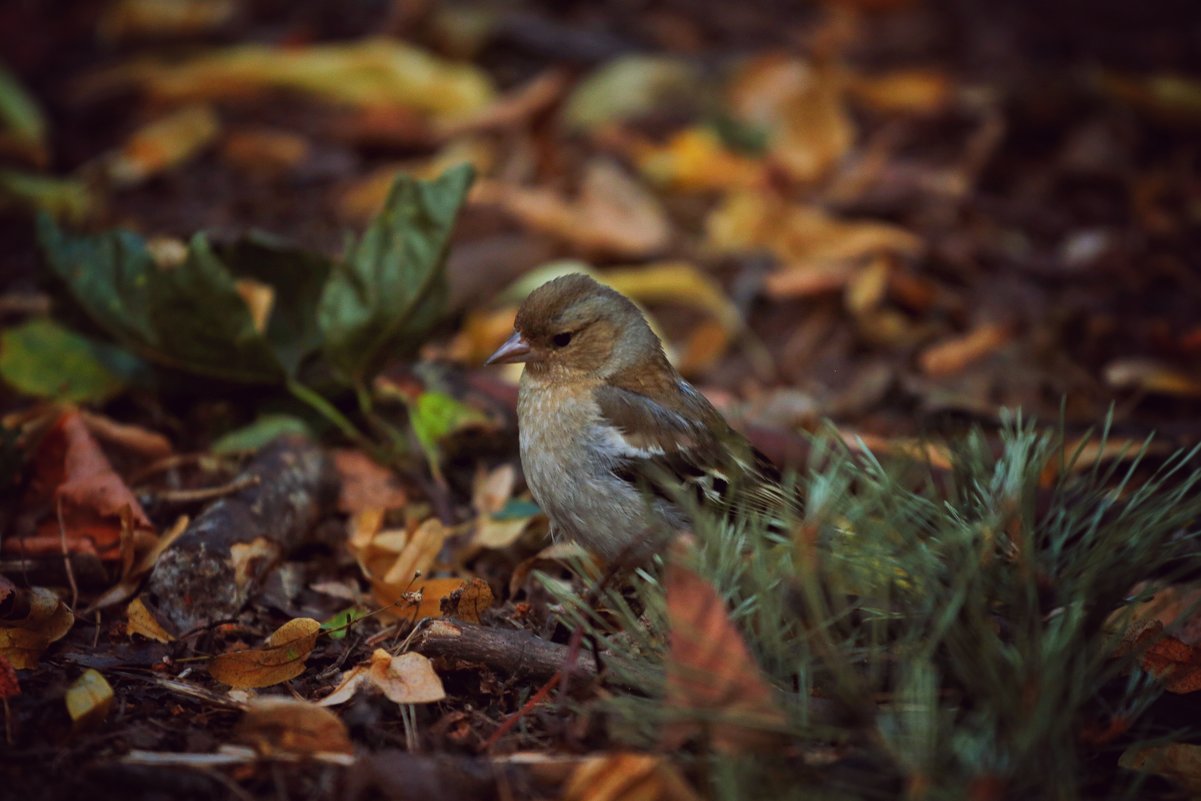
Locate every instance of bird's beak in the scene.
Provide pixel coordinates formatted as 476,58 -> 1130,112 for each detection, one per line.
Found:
486,331 -> 533,365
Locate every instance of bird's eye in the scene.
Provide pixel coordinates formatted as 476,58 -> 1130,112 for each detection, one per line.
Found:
552,331 -> 573,347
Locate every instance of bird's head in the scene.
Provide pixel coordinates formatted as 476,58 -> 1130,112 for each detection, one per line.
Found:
486,273 -> 664,379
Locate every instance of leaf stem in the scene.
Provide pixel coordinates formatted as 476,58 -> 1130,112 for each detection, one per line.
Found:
286,379 -> 372,450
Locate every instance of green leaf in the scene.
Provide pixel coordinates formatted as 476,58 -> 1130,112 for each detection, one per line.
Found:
0,64 -> 47,155
211,413 -> 313,454
407,389 -> 489,473
320,607 -> 368,640
319,163 -> 474,386
562,56 -> 700,132
0,318 -> 147,402
0,170 -> 93,222
217,233 -> 332,377
38,216 -> 285,383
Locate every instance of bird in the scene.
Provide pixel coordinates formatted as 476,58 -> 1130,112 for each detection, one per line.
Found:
486,273 -> 794,562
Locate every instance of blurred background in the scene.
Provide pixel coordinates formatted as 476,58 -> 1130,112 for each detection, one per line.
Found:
2,0 -> 1200,445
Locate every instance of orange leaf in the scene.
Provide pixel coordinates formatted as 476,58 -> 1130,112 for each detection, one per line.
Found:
918,322 -> 1012,377
661,539 -> 786,752
563,752 -> 703,801
238,697 -> 353,756
333,449 -> 409,514
208,617 -> 321,689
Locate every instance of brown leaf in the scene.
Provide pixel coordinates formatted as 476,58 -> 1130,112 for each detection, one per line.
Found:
238,697 -> 353,756
441,577 -> 494,624
635,127 -> 765,193
563,752 -> 703,801
0,587 -> 75,669
473,160 -> 670,259
1103,359 -> 1201,398
12,408 -> 155,561
208,617 -> 321,689
846,69 -> 953,114
78,410 -> 173,459
333,449 -> 409,514
1119,742 -> 1201,794
318,648 -> 446,707
103,105 -> 220,186
661,539 -> 787,752
918,322 -> 1012,377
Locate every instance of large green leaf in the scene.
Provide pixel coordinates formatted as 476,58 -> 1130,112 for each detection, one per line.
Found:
38,216 -> 284,383
0,318 -> 147,402
318,163 -> 474,385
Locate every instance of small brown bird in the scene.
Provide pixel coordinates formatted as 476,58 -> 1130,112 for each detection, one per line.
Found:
487,273 -> 791,561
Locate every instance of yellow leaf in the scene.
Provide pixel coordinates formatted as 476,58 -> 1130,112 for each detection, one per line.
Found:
564,752 -> 703,801
104,104 -> 220,186
382,518 -> 447,587
636,127 -> 764,193
847,69 -> 952,114
208,617 -> 321,689
126,597 -> 175,643
65,669 -> 114,730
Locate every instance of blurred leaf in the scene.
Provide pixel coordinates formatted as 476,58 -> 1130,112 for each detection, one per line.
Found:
847,68 -> 952,114
0,170 -> 94,222
726,55 -> 853,183
0,318 -> 147,402
1098,72 -> 1201,126
1104,359 -> 1201,398
563,753 -> 703,801
103,104 -> 220,186
918,322 -> 1012,377
319,164 -> 474,385
238,697 -> 354,756
39,217 -> 286,383
332,449 -> 408,514
636,127 -> 765,193
65,669 -> 114,730
0,64 -> 47,163
212,414 -> 313,454
1120,742 -> 1201,793
125,597 -> 175,643
94,39 -> 495,120
208,617 -> 321,689
563,55 -> 700,131
99,0 -> 235,42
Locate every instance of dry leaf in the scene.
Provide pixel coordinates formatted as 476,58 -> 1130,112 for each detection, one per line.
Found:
382,518 -> 447,587
846,69 -> 952,114
333,450 -> 409,514
918,322 -> 1012,377
661,539 -> 787,752
208,617 -> 321,689
99,0 -> 234,41
1104,359 -> 1201,398
126,597 -> 175,643
65,669 -> 114,730
78,410 -> 173,458
220,127 -> 310,176
90,514 -> 189,611
473,160 -> 670,259
0,587 -> 75,669
104,104 -> 220,186
1120,742 -> 1201,794
87,39 -> 495,120
233,277 -> 274,335
563,753 -> 703,801
318,648 -> 446,707
237,697 -> 353,756
726,55 -> 854,183
636,127 -> 765,192
509,542 -> 597,596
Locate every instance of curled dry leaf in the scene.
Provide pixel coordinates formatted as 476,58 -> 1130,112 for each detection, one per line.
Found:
348,513 -> 449,616
238,697 -> 353,756
318,648 -> 446,707
65,669 -> 114,731
563,752 -> 703,801
661,539 -> 787,753
103,104 -> 220,187
472,160 -> 670,259
208,617 -> 321,689
0,587 -> 74,669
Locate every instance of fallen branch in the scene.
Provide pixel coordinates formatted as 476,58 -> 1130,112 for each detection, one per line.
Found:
410,619 -> 597,681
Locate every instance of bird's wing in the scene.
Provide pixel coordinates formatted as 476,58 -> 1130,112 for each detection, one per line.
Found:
593,382 -> 792,519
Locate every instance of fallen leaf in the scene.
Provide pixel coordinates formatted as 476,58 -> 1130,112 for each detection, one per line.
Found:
1119,742 -> 1201,793
509,542 -> 597,596
89,39 -> 495,120
333,449 -> 409,514
103,104 -> 220,186
726,54 -> 854,183
473,464 -> 515,516
1103,359 -> 1201,398
563,752 -> 703,801
0,65 -> 48,165
208,617 -> 321,689
563,56 -> 699,131
918,322 -> 1012,377
99,0 -> 235,42
846,69 -> 952,114
636,126 -> 765,193
126,596 -> 175,643
212,414 -> 313,455
65,669 -> 114,730
0,318 -> 148,403
319,606 -> 368,640
382,518 -> 448,588
319,648 -> 446,707
473,160 -> 671,259
238,697 -> 353,756
0,586 -> 75,668
661,539 -> 787,752
220,127 -> 310,176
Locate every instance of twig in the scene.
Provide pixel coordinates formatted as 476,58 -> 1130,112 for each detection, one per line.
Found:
482,673 -> 561,752
55,496 -> 78,612
147,475 -> 261,506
